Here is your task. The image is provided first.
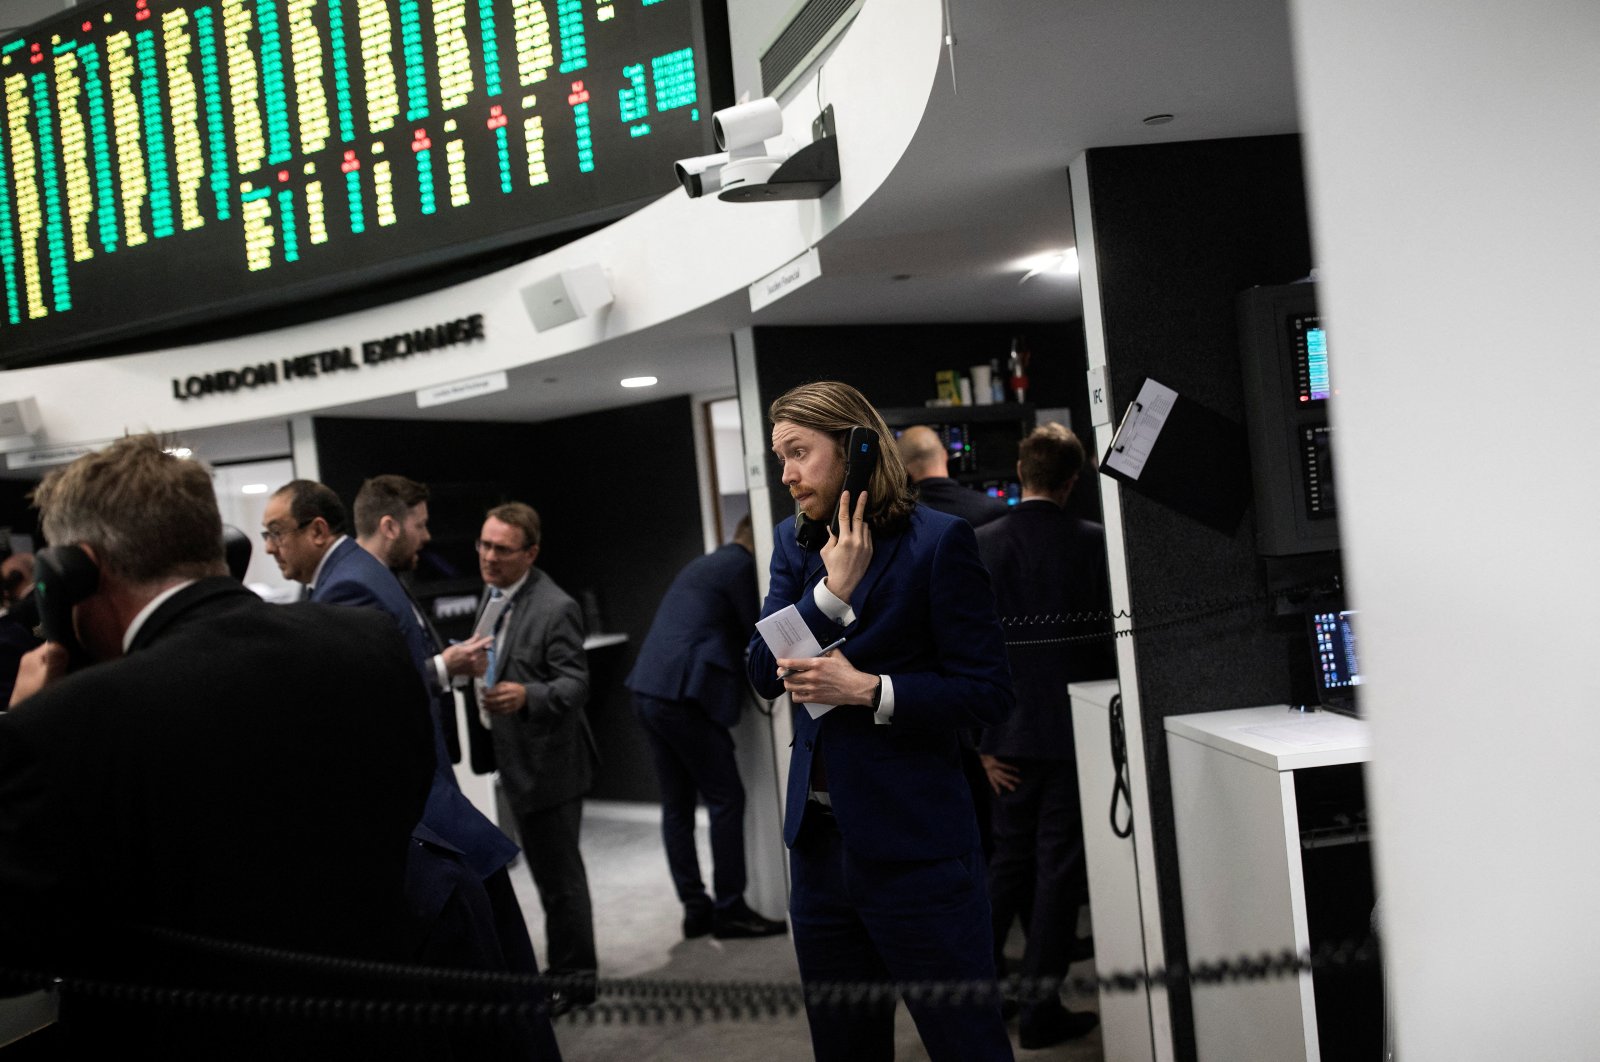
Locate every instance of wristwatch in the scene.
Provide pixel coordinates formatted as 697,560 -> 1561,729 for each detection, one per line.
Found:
869,676 -> 883,710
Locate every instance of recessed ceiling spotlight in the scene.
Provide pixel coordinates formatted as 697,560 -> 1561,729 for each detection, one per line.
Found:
164,446 -> 193,459
241,483 -> 270,495
891,273 -> 913,281
620,376 -> 658,388
1015,248 -> 1079,282
1142,113 -> 1175,126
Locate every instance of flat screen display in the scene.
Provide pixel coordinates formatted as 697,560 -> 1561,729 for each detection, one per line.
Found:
1290,312 -> 1330,404
0,0 -> 728,365
1313,609 -> 1362,692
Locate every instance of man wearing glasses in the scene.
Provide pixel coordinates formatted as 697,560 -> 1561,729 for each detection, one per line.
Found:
261,482 -> 539,982
472,502 -> 598,1015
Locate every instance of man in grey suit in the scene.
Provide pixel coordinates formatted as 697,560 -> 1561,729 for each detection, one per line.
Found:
473,502 -> 598,1013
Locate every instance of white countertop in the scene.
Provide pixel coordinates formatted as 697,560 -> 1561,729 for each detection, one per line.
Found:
1068,679 -> 1120,711
1165,705 -> 1372,771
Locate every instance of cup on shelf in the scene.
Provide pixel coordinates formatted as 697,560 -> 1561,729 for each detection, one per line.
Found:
970,364 -> 994,405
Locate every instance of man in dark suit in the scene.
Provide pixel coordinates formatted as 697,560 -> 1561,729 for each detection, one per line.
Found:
473,502 -> 598,1011
625,513 -> 786,940
748,381 -> 1016,1062
896,424 -> 1010,860
975,423 -> 1116,1049
263,480 -> 534,979
353,474 -> 494,764
0,436 -> 435,1058
898,423 -> 1010,528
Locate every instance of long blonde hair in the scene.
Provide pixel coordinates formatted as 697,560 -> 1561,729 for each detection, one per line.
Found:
768,381 -> 915,534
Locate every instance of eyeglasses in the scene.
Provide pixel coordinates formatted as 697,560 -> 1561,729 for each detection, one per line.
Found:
475,539 -> 529,558
260,519 -> 313,545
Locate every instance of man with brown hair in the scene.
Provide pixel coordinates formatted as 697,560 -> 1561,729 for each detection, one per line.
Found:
0,436 -> 434,1056
976,422 -> 1115,1049
473,501 -> 598,1013
748,381 -> 1016,1062
354,473 -> 494,760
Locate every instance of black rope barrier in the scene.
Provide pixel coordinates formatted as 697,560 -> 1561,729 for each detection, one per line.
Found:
0,934 -> 1379,1026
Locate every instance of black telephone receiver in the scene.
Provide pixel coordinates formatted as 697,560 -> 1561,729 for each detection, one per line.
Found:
35,545 -> 99,650
795,426 -> 880,551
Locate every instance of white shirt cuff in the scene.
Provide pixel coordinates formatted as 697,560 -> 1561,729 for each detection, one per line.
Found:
873,675 -> 896,725
813,579 -> 856,625
431,654 -> 452,690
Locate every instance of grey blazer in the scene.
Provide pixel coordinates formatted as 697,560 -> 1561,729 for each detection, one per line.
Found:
481,568 -> 596,813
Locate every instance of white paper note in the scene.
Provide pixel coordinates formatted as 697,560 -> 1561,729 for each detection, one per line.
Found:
1104,378 -> 1179,481
755,605 -> 837,719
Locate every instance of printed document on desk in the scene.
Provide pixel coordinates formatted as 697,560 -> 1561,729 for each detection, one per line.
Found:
755,605 -> 837,719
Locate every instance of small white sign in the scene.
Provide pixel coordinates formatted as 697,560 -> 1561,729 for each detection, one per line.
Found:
749,247 -> 822,313
7,441 -> 106,470
416,371 -> 509,409
1087,366 -> 1111,427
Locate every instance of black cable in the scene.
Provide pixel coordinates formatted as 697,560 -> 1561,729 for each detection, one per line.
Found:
1108,692 -> 1134,839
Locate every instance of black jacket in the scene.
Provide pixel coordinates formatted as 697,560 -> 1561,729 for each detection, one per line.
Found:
0,578 -> 436,1057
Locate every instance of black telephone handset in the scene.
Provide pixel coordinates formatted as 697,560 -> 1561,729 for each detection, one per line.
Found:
795,426 -> 880,551
34,545 -> 99,657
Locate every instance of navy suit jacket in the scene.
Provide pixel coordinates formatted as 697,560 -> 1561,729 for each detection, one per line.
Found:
626,542 -> 758,729
975,499 -> 1116,760
748,504 -> 1013,862
914,476 -> 1010,528
312,538 -> 519,878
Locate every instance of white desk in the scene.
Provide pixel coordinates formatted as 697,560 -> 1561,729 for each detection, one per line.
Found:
1071,680 -> 1156,1062
1165,706 -> 1372,1062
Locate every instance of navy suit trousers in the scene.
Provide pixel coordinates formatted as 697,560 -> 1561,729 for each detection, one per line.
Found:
987,757 -> 1086,1023
632,692 -> 747,911
789,813 -> 1014,1062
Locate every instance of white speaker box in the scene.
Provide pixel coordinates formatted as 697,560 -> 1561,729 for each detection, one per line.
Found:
0,397 -> 41,454
520,264 -> 613,332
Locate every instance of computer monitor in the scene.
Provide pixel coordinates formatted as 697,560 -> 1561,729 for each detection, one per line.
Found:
1310,609 -> 1363,716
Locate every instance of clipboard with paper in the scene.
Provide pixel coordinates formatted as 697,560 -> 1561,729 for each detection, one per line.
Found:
1100,377 -> 1252,535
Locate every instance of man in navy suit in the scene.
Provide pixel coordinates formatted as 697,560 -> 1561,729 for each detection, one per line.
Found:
263,480 -> 535,978
748,381 -> 1016,1062
625,513 -> 786,940
976,423 -> 1115,1049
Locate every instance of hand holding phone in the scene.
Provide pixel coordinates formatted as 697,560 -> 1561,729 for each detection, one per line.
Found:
821,488 -> 872,605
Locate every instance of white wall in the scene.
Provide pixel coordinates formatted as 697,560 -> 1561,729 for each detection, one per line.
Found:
1289,2 -> 1600,1058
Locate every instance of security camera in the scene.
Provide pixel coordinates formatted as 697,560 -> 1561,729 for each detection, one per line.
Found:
672,97 -> 840,202
711,98 -> 792,194
674,152 -> 728,198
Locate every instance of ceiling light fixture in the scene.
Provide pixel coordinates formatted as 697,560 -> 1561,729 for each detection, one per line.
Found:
620,376 -> 658,388
1142,113 -> 1175,126
164,446 -> 193,459
1016,248 -> 1079,283
241,483 -> 270,495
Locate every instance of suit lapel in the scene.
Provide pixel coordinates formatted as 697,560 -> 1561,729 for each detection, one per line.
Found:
796,521 -> 908,619
849,526 -> 907,617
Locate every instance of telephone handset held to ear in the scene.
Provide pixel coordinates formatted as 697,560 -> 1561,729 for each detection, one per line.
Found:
35,545 -> 99,658
795,426 -> 880,551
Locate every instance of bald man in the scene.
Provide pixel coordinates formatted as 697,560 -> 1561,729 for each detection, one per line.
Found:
897,425 -> 1009,528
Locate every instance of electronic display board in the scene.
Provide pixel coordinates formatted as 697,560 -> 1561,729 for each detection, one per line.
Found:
0,0 -> 728,365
